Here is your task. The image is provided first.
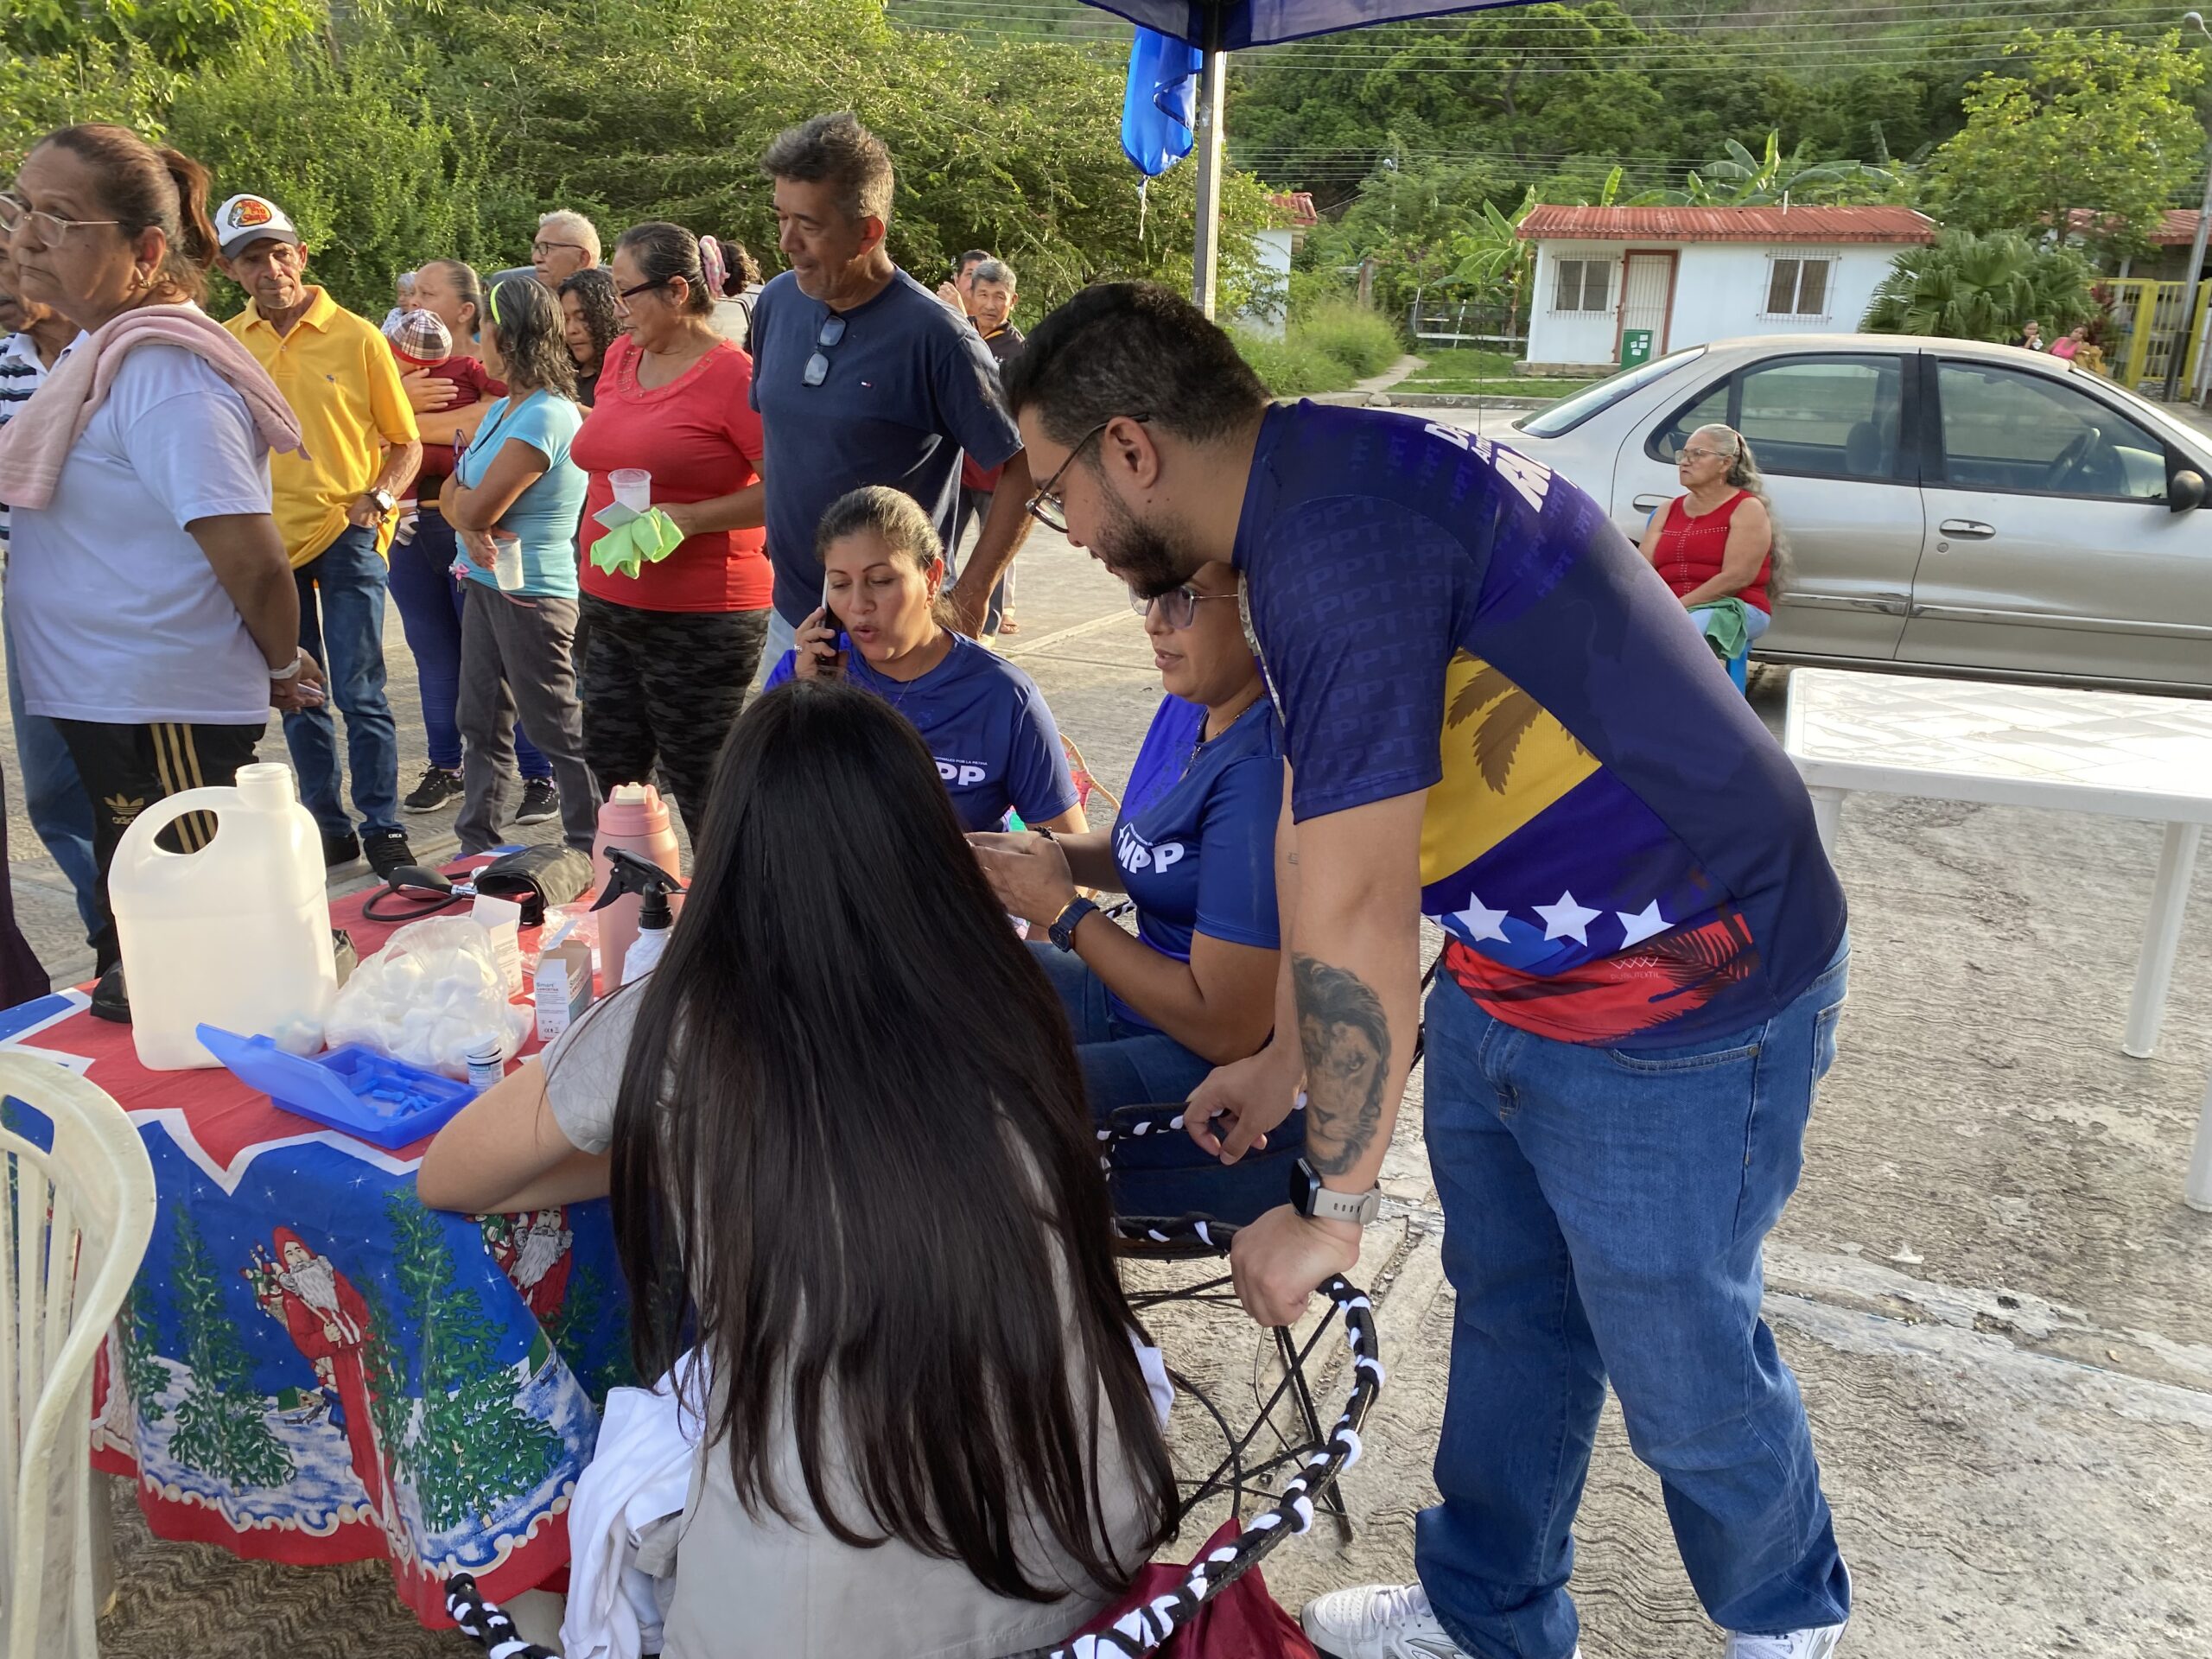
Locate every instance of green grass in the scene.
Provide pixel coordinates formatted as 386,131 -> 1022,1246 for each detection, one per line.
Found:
1402,348 -> 1604,400
1232,302 -> 1408,397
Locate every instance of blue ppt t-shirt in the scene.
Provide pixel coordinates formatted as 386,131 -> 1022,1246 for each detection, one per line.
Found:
1231,400 -> 1847,1050
1109,695 -> 1285,1032
765,633 -> 1077,832
749,270 -> 1023,626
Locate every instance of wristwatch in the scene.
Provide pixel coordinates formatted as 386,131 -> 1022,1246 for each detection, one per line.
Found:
1290,1157 -> 1382,1226
365,487 -> 397,516
1048,895 -> 1098,952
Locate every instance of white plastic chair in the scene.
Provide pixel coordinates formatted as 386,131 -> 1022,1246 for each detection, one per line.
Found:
0,1054 -> 156,1657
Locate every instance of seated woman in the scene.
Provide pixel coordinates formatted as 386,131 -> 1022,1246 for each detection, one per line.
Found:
1639,422 -> 1786,689
418,680 -> 1176,1658
971,559 -> 1279,1094
768,486 -> 1085,836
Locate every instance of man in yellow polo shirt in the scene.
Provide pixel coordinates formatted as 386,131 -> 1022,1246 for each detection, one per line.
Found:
218,194 -> 423,880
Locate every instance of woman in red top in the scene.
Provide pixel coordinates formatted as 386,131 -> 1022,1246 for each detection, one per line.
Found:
1638,422 -> 1783,652
569,221 -> 769,839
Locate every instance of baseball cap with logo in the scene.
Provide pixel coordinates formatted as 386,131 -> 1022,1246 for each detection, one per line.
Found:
214,194 -> 303,261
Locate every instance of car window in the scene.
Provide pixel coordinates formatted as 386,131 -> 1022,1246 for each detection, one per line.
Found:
1936,360 -> 2168,501
1516,346 -> 1707,438
1736,356 -> 1904,480
1650,383 -> 1728,461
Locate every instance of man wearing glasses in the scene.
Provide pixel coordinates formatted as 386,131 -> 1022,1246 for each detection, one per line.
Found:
1006,283 -> 1854,1659
748,113 -> 1032,663
489,209 -> 602,289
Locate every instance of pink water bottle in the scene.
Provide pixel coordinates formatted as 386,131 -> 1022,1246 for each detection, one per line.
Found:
591,784 -> 683,984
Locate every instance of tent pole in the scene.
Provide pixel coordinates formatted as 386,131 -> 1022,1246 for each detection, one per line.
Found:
1191,28 -> 1227,318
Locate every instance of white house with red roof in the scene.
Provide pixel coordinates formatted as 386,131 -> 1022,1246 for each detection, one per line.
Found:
1515,204 -> 1937,372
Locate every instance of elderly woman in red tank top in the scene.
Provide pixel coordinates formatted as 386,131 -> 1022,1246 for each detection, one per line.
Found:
1637,423 -> 1783,659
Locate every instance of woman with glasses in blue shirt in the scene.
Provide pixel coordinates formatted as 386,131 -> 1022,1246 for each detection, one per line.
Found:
972,560 -> 1290,1212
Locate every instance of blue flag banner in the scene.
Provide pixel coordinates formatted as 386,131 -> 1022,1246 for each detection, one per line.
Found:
1122,25 -> 1205,177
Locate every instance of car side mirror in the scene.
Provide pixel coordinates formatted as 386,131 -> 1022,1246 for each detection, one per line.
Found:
2171,468 -> 2207,513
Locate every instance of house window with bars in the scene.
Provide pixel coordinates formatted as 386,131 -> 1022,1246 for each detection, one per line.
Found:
1764,256 -> 1834,318
1553,257 -> 1612,313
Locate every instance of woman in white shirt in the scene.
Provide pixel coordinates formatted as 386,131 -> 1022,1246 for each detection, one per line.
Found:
422,680 -> 1177,1658
1,124 -> 316,1020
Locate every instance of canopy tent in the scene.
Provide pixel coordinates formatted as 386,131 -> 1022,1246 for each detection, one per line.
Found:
1081,0 -> 1534,315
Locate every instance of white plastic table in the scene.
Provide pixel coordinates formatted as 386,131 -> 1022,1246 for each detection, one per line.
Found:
1782,669 -> 2212,1209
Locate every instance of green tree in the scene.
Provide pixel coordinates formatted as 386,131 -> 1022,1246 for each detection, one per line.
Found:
118,1290 -> 168,1427
387,1192 -> 559,1535
1679,130 -> 1900,207
165,1211 -> 295,1490
1923,29 -> 2207,262
1861,226 -> 2095,341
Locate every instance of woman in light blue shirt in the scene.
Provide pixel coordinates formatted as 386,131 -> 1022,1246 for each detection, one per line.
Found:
443,276 -> 595,851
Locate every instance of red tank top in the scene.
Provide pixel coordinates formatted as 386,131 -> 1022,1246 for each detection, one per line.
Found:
1653,490 -> 1771,613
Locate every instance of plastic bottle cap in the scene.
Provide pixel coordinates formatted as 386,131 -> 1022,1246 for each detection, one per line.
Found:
466,1038 -> 501,1060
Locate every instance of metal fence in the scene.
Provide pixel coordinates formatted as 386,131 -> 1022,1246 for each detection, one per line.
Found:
2099,276 -> 2210,395
1408,287 -> 1524,353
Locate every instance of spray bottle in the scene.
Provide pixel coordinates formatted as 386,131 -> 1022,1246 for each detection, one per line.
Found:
590,848 -> 686,985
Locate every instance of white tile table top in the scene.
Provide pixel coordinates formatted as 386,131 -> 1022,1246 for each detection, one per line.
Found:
1783,669 -> 2212,823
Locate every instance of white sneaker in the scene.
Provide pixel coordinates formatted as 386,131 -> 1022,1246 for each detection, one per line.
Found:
1300,1582 -> 1586,1659
1724,1618 -> 1847,1658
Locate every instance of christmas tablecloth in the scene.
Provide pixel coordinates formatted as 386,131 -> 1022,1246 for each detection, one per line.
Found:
0,865 -> 628,1627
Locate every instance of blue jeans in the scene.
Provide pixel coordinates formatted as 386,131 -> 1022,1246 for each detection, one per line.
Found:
2,603 -> 99,944
286,524 -> 401,838
1029,940 -> 1299,1224
387,507 -> 550,778
1416,944 -> 1852,1657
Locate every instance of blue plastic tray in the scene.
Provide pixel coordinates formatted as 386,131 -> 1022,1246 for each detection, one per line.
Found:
196,1024 -> 481,1150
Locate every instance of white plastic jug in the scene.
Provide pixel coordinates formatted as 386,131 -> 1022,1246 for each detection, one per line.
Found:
109,762 -> 338,1071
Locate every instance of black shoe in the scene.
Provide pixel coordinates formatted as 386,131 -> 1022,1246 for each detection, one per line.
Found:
323,830 -> 361,868
363,829 -> 416,882
90,963 -> 130,1025
404,765 -> 464,814
515,777 -> 559,825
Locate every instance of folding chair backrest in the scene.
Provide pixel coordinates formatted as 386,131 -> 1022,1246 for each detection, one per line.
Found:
0,1055 -> 156,1659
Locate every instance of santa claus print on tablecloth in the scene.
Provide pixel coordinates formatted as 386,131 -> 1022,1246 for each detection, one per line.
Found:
481,1208 -> 575,1324
245,1227 -> 390,1525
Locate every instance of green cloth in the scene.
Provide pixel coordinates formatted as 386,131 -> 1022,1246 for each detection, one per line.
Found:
588,506 -> 684,580
1693,597 -> 1753,661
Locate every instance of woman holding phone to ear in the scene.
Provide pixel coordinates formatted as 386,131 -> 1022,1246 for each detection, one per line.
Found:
766,485 -> 1084,836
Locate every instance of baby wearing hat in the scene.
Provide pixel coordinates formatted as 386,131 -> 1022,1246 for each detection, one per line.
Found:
382,306 -> 499,542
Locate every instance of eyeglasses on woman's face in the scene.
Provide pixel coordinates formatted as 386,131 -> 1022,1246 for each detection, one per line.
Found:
0,193 -> 118,245
1678,444 -> 1731,464
1128,583 -> 1236,630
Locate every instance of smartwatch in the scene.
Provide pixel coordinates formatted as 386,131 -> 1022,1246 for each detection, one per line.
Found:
367,487 -> 397,516
1289,1157 -> 1381,1227
1048,895 -> 1098,952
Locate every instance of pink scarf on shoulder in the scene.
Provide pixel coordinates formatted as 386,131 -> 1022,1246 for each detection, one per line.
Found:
0,302 -> 305,511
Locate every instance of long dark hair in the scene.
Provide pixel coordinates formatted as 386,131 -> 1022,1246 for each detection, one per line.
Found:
38,125 -> 218,304
557,267 -> 620,369
601,680 -> 1176,1599
485,274 -> 576,400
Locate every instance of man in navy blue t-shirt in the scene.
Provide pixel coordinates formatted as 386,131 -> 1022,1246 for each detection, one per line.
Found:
749,114 -> 1031,665
1005,284 -> 1853,1659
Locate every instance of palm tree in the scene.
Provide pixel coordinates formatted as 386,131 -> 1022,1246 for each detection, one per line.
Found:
1681,131 -> 1901,208
1862,226 -> 2094,340
1446,660 -> 1585,793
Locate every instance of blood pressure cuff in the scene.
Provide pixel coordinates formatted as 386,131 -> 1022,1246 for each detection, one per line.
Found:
474,844 -> 594,928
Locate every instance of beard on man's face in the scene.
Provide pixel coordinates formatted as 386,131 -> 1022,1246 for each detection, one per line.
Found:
1091,482 -> 1198,599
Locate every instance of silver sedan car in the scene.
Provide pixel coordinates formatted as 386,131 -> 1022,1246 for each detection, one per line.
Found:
1504,334 -> 2212,695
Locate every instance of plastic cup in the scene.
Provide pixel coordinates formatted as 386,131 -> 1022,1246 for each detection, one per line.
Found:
494,540 -> 526,592
611,468 -> 652,513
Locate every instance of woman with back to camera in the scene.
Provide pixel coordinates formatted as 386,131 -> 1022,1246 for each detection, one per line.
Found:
418,680 -> 1177,1657
769,485 -> 1085,836
970,561 -> 1291,1219
0,124 -> 320,1022
1640,421 -> 1784,683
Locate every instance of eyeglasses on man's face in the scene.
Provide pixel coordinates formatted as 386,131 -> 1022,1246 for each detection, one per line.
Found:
533,239 -> 587,259
1024,414 -> 1151,533
1128,584 -> 1236,630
